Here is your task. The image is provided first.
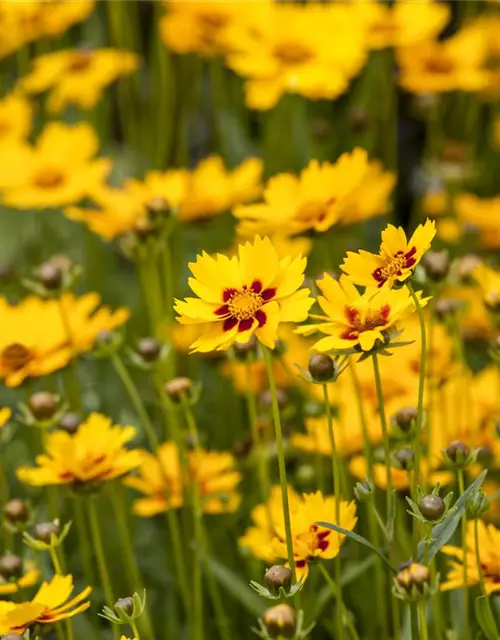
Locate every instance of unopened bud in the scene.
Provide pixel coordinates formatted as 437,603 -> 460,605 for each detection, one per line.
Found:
456,254 -> 481,283
396,563 -> 430,594
393,448 -> 414,470
466,490 -> 490,519
115,597 -> 134,616
232,335 -> 258,360
348,106 -> 371,133
308,353 -> 335,382
28,391 -> 58,421
137,337 -> 162,363
262,604 -> 297,639
59,412 -> 82,434
419,494 -> 445,521
0,553 -> 23,579
434,298 -> 463,321
265,566 -> 292,596
164,377 -> 192,402
36,262 -> 62,290
354,480 -> 374,502
444,440 -> 470,466
34,521 -> 59,544
146,196 -> 171,218
260,388 -> 288,410
3,499 -> 29,525
393,407 -> 417,433
422,250 -> 449,282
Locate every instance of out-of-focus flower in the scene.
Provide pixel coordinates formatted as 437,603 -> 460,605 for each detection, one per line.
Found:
0,94 -> 32,146
19,48 -> 140,113
297,274 -> 425,353
17,414 -> 142,488
234,149 -> 394,237
421,188 -> 447,217
0,407 -> 11,429
456,194 -> 500,249
0,560 -> 39,596
441,520 -> 500,593
473,263 -> 500,311
0,122 -> 110,209
125,442 -> 241,516
0,574 -> 91,634
174,236 -> 313,353
341,220 -> 436,289
0,293 -> 129,387
240,486 -> 357,579
398,25 -> 491,94
358,0 -> 450,50
349,456 -> 452,491
225,2 -> 367,109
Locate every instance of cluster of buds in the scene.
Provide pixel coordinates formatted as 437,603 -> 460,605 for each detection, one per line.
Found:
393,562 -> 438,602
406,484 -> 453,526
3,498 -> 31,534
255,605 -> 314,639
23,255 -> 81,298
442,440 -> 477,469
23,519 -> 72,552
99,591 -> 147,627
250,566 -> 303,601
17,391 -> 66,428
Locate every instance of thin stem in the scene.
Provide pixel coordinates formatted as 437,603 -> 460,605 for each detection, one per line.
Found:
371,353 -> 393,515
419,603 -> 428,640
50,541 -> 74,640
262,346 -> 296,580
87,498 -> 119,640
131,620 -> 141,640
323,383 -> 344,640
411,603 -> 420,640
318,563 -> 360,640
458,470 -> 469,639
474,517 -> 485,595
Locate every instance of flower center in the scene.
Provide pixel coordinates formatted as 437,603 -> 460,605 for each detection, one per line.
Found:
341,305 -> 391,340
228,290 -> 263,320
1,343 -> 32,371
296,524 -> 330,555
372,247 -> 417,287
215,280 -> 276,333
424,56 -> 455,75
273,41 -> 314,66
199,11 -> 229,29
33,168 -> 65,189
68,50 -> 93,72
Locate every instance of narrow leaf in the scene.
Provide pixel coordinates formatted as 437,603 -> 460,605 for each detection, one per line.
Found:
475,595 -> 499,640
316,521 -> 396,573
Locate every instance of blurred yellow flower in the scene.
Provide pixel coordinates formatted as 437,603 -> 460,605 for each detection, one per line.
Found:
19,48 -> 140,113
297,274 -> 425,353
0,93 -> 32,145
349,456 -> 452,491
240,486 -> 357,579
341,219 -> 436,289
0,293 -> 129,387
17,413 -> 142,488
0,122 -> 110,209
398,25 -> 491,94
234,149 -> 394,237
175,236 -> 313,353
125,442 -> 241,516
456,194 -> 500,249
0,560 -> 39,596
473,263 -> 500,311
226,2 -> 367,109
0,574 -> 91,634
0,407 -> 11,429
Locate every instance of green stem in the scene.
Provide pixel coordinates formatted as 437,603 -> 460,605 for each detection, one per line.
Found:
131,620 -> 141,640
318,563 -> 360,640
49,541 -> 73,640
371,353 -> 393,515
323,383 -> 344,640
419,602 -> 428,640
262,347 -> 296,581
411,603 -> 420,640
87,498 -> 119,640
474,517 -> 485,595
349,364 -> 374,473
458,470 -> 469,639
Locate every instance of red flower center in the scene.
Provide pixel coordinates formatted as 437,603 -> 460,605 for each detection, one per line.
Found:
372,247 -> 417,287
215,280 -> 276,333
1,343 -> 32,372
341,305 -> 391,341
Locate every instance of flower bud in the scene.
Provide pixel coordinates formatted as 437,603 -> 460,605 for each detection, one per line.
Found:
396,563 -> 430,594
0,262 -> 15,284
232,335 -> 258,360
393,407 -> 417,433
164,377 -> 192,402
444,440 -> 470,466
0,553 -> 23,579
456,254 -> 481,283
422,250 -> 450,282
476,445 -> 493,468
303,401 -> 324,418
137,337 -> 162,363
434,298 -> 463,321
28,391 -> 58,421
36,262 -> 62,290
393,448 -> 414,470
260,388 -> 288,410
34,521 -> 59,544
3,498 -> 29,525
59,412 -> 82,434
2,635 -> 24,640
96,330 -> 113,346
133,217 -> 156,239
466,490 -> 490,520
354,479 -> 374,502
146,196 -> 171,218
308,353 -> 335,382
264,566 -> 292,596
115,597 -> 134,616
418,494 -> 445,521
262,604 -> 297,639
348,106 -> 371,133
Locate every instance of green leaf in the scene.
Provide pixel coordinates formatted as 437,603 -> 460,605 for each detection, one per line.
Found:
201,554 -> 266,617
315,521 -> 397,573
475,595 -> 499,640
417,470 -> 488,564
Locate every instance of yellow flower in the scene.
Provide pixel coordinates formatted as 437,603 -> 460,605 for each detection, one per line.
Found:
0,122 -> 110,209
240,487 -> 357,579
174,236 -> 313,353
473,263 -> 500,310
234,149 -> 394,237
398,25 -> 491,94
19,48 -> 140,113
297,274 -> 425,353
0,407 -> 11,429
456,194 -> 500,249
441,520 -> 500,594
0,292 -> 129,387
349,456 -> 452,491
17,413 -> 142,487
0,93 -> 32,145
226,2 -> 367,110
0,574 -> 91,634
125,442 -> 241,516
341,219 -> 436,289
0,560 -> 39,596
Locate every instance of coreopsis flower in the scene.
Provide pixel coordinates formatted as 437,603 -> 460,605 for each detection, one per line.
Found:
398,25 -> 491,94
0,407 -> 11,429
234,149 -> 394,238
297,275 -> 426,353
240,486 -> 357,579
0,574 -> 91,634
124,442 -> 241,516
349,456 -> 452,491
456,194 -> 500,249
357,0 -> 450,50
0,293 -> 129,387
0,93 -> 32,145
17,413 -> 142,488
0,122 -> 110,209
174,236 -> 313,353
341,220 -> 436,289
19,48 -> 140,113
65,156 -> 262,238
0,561 -> 39,596
225,2 -> 367,110
441,520 -> 500,593
473,263 -> 500,311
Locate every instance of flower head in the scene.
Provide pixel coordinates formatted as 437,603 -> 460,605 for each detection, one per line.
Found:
125,441 -> 241,516
0,574 -> 91,634
473,263 -> 500,311
17,413 -> 142,488
0,407 -> 11,429
19,48 -> 140,113
0,93 -> 32,146
455,194 -> 500,249
174,236 -> 313,353
297,275 -> 426,353
0,122 -> 110,209
341,220 -> 436,289
234,150 -> 394,237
